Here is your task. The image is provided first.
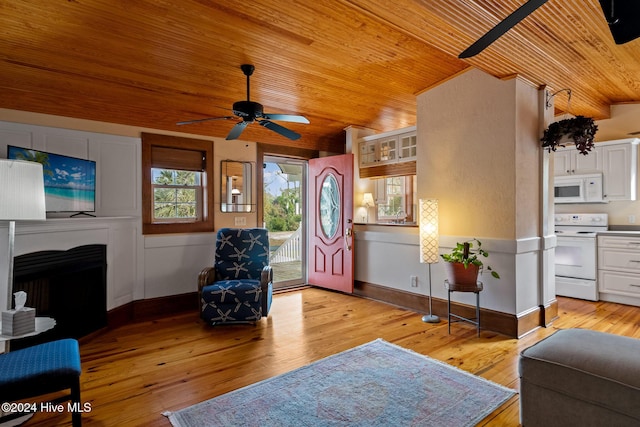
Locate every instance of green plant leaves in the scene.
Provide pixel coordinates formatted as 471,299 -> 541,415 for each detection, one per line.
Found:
541,116 -> 598,155
440,238 -> 501,279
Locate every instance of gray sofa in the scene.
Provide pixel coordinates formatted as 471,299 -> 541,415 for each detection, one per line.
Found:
519,328 -> 640,426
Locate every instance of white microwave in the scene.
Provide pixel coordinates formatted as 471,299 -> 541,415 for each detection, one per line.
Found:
554,173 -> 604,204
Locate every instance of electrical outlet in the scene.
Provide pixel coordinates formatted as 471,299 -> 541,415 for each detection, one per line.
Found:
629,215 -> 636,224
234,216 -> 246,226
410,275 -> 418,287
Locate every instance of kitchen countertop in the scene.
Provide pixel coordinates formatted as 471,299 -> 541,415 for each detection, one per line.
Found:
354,222 -> 418,227
597,230 -> 640,236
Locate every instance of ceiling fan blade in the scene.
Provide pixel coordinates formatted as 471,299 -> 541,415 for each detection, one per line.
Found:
459,0 -> 549,59
259,120 -> 301,140
225,121 -> 250,140
598,0 -> 640,44
176,116 -> 234,125
262,113 -> 310,124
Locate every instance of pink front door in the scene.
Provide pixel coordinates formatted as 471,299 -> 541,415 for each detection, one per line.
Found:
308,154 -> 354,293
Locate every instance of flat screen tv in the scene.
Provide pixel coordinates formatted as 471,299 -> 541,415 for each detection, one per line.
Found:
8,145 -> 96,215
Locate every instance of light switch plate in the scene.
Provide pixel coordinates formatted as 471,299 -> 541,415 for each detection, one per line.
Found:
234,216 -> 247,226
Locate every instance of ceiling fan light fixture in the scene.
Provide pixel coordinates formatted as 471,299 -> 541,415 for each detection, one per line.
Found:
598,0 -> 640,44
177,64 -> 309,141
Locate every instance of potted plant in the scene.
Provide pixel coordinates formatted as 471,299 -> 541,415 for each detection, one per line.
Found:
541,115 -> 598,155
441,239 -> 500,286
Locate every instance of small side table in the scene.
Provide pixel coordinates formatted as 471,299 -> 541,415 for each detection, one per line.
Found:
444,280 -> 483,337
0,317 -> 56,352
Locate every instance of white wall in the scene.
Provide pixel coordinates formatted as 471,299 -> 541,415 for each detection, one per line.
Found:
417,69 -> 545,316
351,69 -> 548,317
0,112 -> 262,310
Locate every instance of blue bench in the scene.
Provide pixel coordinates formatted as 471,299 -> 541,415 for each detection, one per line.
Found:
0,338 -> 82,426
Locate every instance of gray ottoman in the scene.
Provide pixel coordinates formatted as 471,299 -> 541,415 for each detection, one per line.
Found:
519,328 -> 640,427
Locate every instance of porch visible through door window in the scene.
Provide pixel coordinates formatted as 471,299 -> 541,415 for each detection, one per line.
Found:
263,157 -> 306,288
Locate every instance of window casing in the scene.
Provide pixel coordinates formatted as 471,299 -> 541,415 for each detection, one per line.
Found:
142,133 -> 214,234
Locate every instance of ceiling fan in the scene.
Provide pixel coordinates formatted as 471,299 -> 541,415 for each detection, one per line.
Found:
177,64 -> 310,141
459,0 -> 640,59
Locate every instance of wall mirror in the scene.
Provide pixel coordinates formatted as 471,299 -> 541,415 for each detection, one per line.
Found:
221,160 -> 254,212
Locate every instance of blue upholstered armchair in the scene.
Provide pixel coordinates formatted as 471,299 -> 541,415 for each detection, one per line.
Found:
198,228 -> 273,324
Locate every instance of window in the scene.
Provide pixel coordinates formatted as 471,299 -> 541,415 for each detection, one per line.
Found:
152,168 -> 201,221
376,175 -> 416,222
142,133 -> 214,234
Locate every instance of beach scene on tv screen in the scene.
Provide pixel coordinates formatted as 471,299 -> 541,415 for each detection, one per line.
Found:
9,147 -> 96,212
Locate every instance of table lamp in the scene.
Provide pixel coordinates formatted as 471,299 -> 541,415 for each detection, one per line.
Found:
362,192 -> 374,222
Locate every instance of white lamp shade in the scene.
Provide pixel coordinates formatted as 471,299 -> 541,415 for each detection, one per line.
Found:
419,198 -> 439,264
362,192 -> 374,207
0,159 -> 46,220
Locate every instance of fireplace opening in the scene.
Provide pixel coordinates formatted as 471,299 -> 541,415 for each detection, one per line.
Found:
11,244 -> 107,350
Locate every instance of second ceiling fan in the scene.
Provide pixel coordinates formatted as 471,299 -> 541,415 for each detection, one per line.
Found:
178,64 -> 309,141
459,0 -> 640,59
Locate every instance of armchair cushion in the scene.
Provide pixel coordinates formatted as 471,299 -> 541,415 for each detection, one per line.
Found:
201,280 -> 263,322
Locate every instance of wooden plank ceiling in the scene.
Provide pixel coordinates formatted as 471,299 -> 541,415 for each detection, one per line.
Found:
1,0 -> 639,153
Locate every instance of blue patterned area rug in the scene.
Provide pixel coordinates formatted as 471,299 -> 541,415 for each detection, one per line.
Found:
164,338 -> 516,427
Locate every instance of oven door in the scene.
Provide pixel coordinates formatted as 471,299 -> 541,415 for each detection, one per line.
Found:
555,235 -> 596,280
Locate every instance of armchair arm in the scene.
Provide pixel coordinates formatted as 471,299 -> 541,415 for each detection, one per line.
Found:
198,266 -> 217,299
261,265 -> 273,287
261,265 -> 273,316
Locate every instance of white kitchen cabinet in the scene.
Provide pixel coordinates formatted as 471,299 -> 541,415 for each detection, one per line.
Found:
553,138 -> 638,201
553,145 -> 602,175
602,142 -> 637,201
359,137 -> 396,167
359,126 -> 416,168
598,234 -> 640,304
398,133 -> 417,161
359,139 -> 377,166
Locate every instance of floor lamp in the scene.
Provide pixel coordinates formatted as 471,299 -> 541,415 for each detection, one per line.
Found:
419,198 -> 440,323
0,159 -> 46,313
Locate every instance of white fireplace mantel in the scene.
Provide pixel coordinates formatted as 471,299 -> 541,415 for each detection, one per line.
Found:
0,216 -> 139,312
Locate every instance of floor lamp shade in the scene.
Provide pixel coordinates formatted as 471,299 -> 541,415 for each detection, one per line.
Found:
1,159 -> 46,317
419,199 -> 439,264
0,159 -> 47,220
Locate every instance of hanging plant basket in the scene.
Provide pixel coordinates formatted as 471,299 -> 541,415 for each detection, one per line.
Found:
541,115 -> 598,155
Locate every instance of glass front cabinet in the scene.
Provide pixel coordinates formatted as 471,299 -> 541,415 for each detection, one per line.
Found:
359,127 -> 416,168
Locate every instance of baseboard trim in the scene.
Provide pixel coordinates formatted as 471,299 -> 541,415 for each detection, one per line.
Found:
541,299 -> 559,327
105,285 -> 548,338
354,280 -> 542,338
107,292 -> 198,329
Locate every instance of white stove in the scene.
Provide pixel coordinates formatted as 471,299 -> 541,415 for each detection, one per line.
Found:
554,213 -> 608,301
555,213 -> 609,236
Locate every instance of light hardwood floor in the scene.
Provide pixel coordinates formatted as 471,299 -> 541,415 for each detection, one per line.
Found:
26,288 -> 640,426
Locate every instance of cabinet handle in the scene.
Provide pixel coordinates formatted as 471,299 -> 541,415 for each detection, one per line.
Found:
630,284 -> 640,288
630,260 -> 640,264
